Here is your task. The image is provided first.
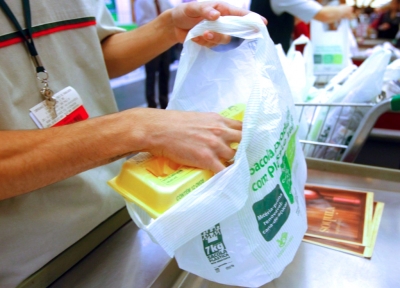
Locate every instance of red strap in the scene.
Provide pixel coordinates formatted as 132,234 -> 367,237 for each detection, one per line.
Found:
154,0 -> 161,15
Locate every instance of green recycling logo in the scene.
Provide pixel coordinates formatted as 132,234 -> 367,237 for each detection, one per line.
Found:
277,232 -> 288,248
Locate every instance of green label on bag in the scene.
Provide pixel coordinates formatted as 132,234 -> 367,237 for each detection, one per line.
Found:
249,109 -> 296,205
277,232 -> 294,257
276,232 -> 288,247
286,127 -> 297,169
323,54 -> 333,64
252,185 -> 290,242
314,46 -> 344,65
333,54 -> 343,64
280,154 -> 294,204
202,224 -> 232,271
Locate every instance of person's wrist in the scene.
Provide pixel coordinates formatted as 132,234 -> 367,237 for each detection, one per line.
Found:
117,108 -> 150,153
157,9 -> 180,47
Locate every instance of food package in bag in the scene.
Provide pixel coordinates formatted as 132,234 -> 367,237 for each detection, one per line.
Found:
118,13 -> 307,287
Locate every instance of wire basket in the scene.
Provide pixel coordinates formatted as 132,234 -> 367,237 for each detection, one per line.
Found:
295,102 -> 375,161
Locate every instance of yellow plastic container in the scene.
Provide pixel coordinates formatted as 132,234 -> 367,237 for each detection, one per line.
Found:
108,104 -> 245,218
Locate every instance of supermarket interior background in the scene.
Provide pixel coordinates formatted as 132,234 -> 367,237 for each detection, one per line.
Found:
108,0 -> 400,170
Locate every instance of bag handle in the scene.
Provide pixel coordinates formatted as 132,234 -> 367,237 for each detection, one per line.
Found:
185,13 -> 266,42
171,13 -> 271,113
311,19 -> 349,34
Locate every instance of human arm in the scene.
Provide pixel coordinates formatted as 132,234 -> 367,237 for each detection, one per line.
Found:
0,108 -> 241,200
0,1 -> 259,200
370,12 -> 384,30
271,0 -> 353,24
102,1 -> 265,78
313,5 -> 354,23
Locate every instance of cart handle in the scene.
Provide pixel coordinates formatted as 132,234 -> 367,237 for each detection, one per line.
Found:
391,95 -> 400,111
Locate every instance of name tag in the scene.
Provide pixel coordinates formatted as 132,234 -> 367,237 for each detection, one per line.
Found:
29,86 -> 89,129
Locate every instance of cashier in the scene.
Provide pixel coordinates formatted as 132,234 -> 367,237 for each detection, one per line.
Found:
0,1 -> 261,286
250,0 -> 354,52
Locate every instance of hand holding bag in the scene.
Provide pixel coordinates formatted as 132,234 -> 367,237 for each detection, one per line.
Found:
125,13 -> 308,287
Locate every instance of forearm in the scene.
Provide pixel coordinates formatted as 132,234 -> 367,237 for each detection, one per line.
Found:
102,9 -> 177,79
1,107 -> 243,200
0,110 -> 143,200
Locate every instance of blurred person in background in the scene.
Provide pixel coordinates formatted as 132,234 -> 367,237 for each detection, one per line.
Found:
370,0 -> 400,39
250,0 -> 354,52
135,0 -> 173,108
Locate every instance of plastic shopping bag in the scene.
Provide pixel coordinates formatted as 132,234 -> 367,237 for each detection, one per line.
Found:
311,19 -> 352,75
126,13 -> 307,287
277,35 -> 316,103
311,48 -> 391,159
276,35 -> 316,140
382,59 -> 400,99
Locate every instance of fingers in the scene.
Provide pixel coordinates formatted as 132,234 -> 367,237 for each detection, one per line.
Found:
174,1 -> 266,46
340,5 -> 355,19
192,30 -> 231,47
194,2 -> 267,24
184,1 -> 248,20
198,143 -> 238,174
203,118 -> 242,172
208,158 -> 230,173
222,118 -> 242,143
137,108 -> 243,174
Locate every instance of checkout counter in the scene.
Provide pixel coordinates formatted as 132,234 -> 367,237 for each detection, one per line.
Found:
19,158 -> 400,288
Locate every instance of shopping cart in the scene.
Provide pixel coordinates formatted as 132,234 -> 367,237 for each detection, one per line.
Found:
295,95 -> 400,162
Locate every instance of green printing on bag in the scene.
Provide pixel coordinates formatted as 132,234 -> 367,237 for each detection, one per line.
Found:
250,109 -> 296,193
323,54 -> 333,64
314,54 -> 322,64
280,126 -> 297,204
280,154 -> 294,204
202,223 -> 232,270
286,127 -> 297,169
252,185 -> 290,242
315,54 -> 343,65
276,232 -> 288,247
333,54 -> 343,64
318,54 -> 343,64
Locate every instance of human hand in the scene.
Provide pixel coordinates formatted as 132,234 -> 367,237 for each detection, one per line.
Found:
170,1 -> 267,48
128,108 -> 242,173
378,22 -> 390,30
338,4 -> 355,19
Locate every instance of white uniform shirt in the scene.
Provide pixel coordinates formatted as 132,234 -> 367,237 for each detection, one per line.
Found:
270,0 -> 322,23
0,1 -> 125,286
135,0 -> 174,26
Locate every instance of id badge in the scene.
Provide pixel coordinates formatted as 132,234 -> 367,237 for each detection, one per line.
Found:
29,86 -> 89,129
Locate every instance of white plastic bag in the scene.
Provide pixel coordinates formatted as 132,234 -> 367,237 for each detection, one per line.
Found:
311,48 -> 391,159
382,59 -> 400,99
126,13 -> 307,287
276,35 -> 316,140
277,35 -> 316,103
311,19 -> 352,75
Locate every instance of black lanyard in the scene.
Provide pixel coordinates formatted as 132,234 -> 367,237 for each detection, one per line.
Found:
0,0 -> 45,73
